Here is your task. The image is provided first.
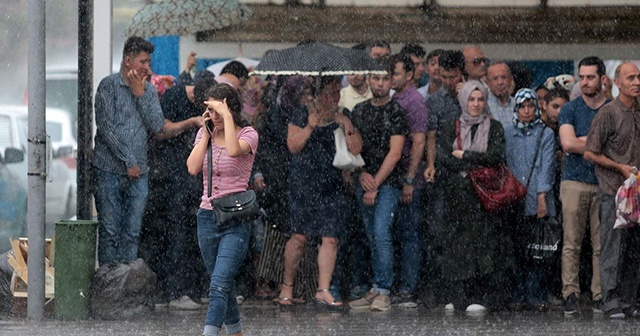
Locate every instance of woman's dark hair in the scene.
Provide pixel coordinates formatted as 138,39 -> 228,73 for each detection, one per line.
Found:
206,83 -> 250,127
309,76 -> 340,97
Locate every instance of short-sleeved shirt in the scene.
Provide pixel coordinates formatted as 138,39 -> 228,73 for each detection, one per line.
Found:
93,73 -> 165,174
395,85 -> 429,188
585,97 -> 640,195
339,85 -> 372,112
149,84 -> 201,180
558,96 -> 610,184
427,87 -> 461,138
348,99 -> 409,189
195,126 -> 259,209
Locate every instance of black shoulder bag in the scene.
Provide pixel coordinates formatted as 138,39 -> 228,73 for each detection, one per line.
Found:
208,142 -> 260,226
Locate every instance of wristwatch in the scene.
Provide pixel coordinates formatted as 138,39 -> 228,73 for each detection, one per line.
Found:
404,177 -> 415,186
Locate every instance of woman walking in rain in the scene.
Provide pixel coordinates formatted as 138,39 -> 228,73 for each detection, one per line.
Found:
437,80 -> 511,314
187,83 -> 259,336
274,76 -> 362,309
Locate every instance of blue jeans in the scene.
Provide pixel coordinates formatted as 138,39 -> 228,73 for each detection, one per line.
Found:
93,168 -> 148,265
395,188 -> 423,294
197,209 -> 250,336
356,184 -> 401,295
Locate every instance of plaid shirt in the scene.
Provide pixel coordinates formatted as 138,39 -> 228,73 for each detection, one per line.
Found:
93,73 -> 164,174
487,92 -> 515,127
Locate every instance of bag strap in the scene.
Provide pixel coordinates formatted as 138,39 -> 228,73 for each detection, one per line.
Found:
207,140 -> 212,198
455,120 -> 462,150
525,125 -> 547,189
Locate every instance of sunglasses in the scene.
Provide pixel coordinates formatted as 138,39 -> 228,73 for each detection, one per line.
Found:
469,57 -> 489,66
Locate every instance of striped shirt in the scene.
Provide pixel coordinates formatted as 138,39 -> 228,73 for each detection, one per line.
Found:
195,126 -> 259,210
93,73 -> 165,174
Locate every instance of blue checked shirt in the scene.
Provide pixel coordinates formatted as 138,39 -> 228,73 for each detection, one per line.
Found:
487,92 -> 515,127
93,73 -> 165,175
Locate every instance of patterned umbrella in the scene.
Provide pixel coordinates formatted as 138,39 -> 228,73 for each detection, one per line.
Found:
251,42 -> 386,76
126,0 -> 250,38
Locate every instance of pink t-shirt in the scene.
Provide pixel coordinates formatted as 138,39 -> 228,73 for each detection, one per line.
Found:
194,126 -> 259,210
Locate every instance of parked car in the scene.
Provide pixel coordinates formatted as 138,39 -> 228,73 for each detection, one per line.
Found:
0,147 -> 27,253
0,105 -> 77,234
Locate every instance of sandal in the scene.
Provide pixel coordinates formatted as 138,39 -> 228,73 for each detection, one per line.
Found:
273,283 -> 305,306
315,288 -> 343,309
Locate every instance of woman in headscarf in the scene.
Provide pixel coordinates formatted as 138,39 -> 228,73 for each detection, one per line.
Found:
437,80 -> 509,314
505,88 -> 556,312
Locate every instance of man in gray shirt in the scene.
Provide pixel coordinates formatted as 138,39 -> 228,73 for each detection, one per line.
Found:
93,36 -> 201,265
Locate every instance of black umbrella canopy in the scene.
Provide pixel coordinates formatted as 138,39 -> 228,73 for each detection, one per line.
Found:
251,42 -> 386,76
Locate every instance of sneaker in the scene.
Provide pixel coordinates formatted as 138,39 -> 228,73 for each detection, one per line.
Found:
391,293 -> 418,308
592,300 -> 604,314
564,293 -> 579,316
606,307 -> 626,319
154,301 -> 170,309
169,296 -> 204,310
349,289 -> 378,310
465,304 -> 486,315
444,303 -> 455,311
370,294 -> 391,312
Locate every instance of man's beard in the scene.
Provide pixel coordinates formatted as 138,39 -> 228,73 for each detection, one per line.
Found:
582,85 -> 601,98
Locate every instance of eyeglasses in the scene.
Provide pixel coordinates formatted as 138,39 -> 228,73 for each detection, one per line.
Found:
469,57 -> 489,66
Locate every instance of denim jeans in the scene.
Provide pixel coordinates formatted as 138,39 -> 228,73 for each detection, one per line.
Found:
395,188 -> 423,294
198,209 -> 251,336
356,184 -> 401,295
93,168 -> 149,265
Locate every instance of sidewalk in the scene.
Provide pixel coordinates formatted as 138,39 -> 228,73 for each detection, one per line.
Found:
2,300 -> 638,336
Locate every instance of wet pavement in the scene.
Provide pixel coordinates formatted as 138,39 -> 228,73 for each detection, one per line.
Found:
2,300 -> 640,336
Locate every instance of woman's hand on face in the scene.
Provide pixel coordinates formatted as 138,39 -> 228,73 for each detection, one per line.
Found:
307,111 -> 321,129
205,98 -> 232,120
452,150 -> 464,159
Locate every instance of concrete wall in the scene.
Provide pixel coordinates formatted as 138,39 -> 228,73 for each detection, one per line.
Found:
241,0 -> 639,5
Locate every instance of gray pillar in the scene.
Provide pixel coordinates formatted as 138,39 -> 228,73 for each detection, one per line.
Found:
27,0 -> 47,320
78,0 -> 94,220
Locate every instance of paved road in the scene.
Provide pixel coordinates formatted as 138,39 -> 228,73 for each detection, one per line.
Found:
2,301 -> 640,336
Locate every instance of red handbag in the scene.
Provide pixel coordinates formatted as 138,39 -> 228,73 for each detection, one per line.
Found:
468,164 -> 527,213
456,120 -> 527,213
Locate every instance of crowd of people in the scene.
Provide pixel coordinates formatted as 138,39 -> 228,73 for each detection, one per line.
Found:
93,36 -> 640,335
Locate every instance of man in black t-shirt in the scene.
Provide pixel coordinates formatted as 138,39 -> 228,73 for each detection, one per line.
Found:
347,66 -> 409,312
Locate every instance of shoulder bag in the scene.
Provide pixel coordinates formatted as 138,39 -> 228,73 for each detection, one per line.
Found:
333,126 -> 365,171
456,121 -> 544,213
208,142 -> 261,226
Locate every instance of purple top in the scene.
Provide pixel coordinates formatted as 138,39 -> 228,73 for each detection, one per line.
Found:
394,85 -> 429,188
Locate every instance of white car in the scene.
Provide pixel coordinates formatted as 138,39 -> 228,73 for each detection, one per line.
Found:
0,105 -> 77,234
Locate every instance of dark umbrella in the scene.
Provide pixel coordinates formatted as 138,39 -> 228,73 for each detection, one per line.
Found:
251,42 -> 385,76
126,0 -> 250,38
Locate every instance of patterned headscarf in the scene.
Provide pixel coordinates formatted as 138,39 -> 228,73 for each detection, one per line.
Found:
513,88 -> 542,132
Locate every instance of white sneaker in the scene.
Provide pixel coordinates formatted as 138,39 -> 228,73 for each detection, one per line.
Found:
169,296 -> 204,310
444,303 -> 455,311
466,304 -> 487,315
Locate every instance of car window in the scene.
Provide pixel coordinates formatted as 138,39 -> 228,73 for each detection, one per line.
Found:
0,115 -> 12,149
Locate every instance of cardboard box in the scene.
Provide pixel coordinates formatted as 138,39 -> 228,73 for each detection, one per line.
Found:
8,238 -> 55,317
